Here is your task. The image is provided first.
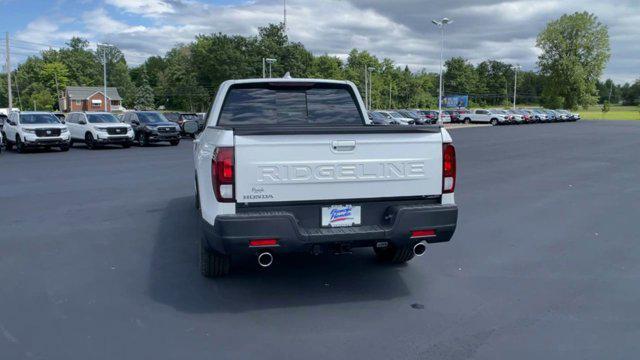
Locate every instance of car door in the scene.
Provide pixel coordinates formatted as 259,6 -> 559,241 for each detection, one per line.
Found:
4,113 -> 17,140
478,110 -> 490,123
66,114 -> 78,139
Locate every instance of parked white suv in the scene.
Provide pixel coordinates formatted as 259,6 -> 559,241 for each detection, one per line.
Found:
193,78 -> 458,277
2,111 -> 70,153
461,109 -> 508,125
66,112 -> 134,149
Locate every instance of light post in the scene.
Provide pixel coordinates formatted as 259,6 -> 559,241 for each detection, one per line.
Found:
97,43 -> 114,112
367,67 -> 375,110
432,17 -> 452,125
265,58 -> 276,78
512,64 -> 521,109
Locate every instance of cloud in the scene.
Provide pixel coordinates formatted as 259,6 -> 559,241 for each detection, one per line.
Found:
104,0 -> 176,16
11,0 -> 640,83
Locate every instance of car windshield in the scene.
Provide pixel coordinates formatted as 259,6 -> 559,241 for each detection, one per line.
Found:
182,114 -> 199,120
218,83 -> 363,126
20,114 -> 61,124
138,112 -> 168,124
88,114 -> 120,123
388,111 -> 403,118
163,113 -> 179,121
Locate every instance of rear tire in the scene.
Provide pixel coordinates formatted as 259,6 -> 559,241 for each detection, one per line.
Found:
490,118 -> 498,126
122,141 -> 131,148
374,244 -> 415,264
200,240 -> 230,278
464,118 -> 471,124
60,145 -> 69,152
170,140 -> 180,146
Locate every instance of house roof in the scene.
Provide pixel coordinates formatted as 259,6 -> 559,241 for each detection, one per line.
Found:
66,86 -> 122,101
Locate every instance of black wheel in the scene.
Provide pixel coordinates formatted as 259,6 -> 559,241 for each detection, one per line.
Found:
69,139 -> 75,148
139,132 -> 149,147
170,140 -> 180,146
16,136 -> 26,153
374,244 -> 415,264
189,133 -> 196,139
464,118 -> 471,124
85,133 -> 96,150
3,133 -> 12,150
59,145 -> 69,152
490,118 -> 498,126
122,141 -> 131,148
200,240 -> 230,278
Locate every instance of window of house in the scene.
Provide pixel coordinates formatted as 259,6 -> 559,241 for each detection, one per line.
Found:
74,100 -> 82,106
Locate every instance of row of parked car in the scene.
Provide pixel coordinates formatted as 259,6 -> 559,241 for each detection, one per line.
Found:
0,110 -> 202,154
368,108 -> 581,126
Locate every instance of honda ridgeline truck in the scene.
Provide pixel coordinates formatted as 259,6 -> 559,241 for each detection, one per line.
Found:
192,78 -> 458,277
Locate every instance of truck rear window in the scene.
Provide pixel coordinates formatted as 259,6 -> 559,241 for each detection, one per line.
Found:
218,83 -> 364,126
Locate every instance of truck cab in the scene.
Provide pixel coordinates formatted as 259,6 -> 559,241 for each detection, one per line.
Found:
193,78 -> 458,277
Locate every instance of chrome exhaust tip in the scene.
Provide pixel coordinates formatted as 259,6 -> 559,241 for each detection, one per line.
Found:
257,252 -> 274,268
413,242 -> 427,256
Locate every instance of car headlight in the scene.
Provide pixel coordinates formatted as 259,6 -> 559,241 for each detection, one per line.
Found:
23,128 -> 36,134
61,128 -> 69,134
95,127 -> 109,132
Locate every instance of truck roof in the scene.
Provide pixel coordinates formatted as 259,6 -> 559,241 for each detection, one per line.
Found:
221,78 -> 353,86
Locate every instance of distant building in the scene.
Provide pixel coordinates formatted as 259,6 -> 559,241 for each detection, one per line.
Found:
60,86 -> 123,112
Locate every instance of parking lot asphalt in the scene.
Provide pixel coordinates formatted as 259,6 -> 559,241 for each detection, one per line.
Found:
1,120 -> 639,360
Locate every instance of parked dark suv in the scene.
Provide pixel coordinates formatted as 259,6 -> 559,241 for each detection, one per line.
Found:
121,111 -> 181,146
163,112 -> 201,137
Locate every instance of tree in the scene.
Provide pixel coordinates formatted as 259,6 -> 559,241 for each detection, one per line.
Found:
444,57 -> 477,97
602,100 -> 610,115
134,70 -> 155,110
536,12 -> 610,109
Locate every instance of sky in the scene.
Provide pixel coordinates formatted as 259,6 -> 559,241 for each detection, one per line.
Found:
1,0 -> 638,84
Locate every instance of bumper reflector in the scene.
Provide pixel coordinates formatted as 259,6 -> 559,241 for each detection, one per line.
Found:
411,229 -> 436,238
249,239 -> 278,247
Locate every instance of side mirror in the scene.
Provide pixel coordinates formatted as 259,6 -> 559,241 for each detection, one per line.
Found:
183,120 -> 199,135
78,120 -> 87,125
132,120 -> 140,125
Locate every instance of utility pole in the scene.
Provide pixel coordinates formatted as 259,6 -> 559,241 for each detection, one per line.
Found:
368,67 -> 375,110
389,81 -> 392,108
33,99 -> 36,111
102,46 -> 107,112
5,32 -> 12,109
262,58 -> 266,78
54,72 -> 61,111
363,65 -> 368,110
283,0 -> 287,31
432,18 -> 452,125
512,64 -> 521,109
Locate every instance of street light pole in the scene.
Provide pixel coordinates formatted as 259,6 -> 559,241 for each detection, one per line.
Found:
432,18 -> 452,125
265,58 -> 276,78
368,67 -> 375,110
98,43 -> 113,112
512,64 -> 521,109
363,65 -> 368,110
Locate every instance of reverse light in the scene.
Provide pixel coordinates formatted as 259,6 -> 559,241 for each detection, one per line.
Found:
443,143 -> 456,194
212,147 -> 235,202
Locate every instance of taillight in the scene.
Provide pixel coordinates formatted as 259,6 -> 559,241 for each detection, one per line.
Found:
442,143 -> 456,193
212,147 -> 235,202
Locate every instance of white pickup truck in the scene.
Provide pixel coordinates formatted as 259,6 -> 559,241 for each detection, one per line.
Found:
192,78 -> 458,277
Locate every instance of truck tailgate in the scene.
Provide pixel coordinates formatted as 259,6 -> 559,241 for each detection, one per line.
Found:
234,130 -> 443,203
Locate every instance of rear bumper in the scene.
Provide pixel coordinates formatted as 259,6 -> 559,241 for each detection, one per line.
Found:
202,204 -> 458,255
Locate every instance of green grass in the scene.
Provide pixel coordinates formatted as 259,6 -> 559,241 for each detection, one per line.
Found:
581,105 -> 640,120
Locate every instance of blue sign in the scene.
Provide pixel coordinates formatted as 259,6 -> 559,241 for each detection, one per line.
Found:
443,95 -> 468,109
